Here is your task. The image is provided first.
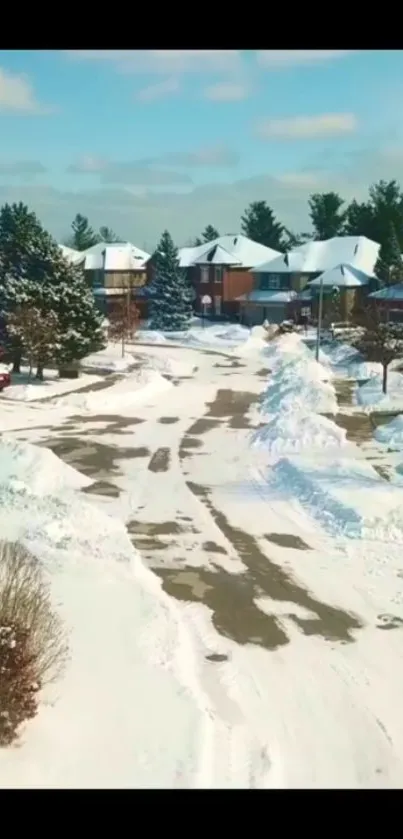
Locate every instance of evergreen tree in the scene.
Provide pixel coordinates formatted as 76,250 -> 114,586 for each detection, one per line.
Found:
308,192 -> 346,239
149,230 -> 193,332
68,214 -> 100,250
374,223 -> 403,287
241,201 -> 286,249
202,225 -> 219,242
0,202 -> 105,375
99,226 -> 122,243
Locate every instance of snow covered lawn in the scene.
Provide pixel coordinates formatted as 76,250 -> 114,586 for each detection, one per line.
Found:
2,367 -> 102,403
355,371 -> 403,411
81,343 -> 139,373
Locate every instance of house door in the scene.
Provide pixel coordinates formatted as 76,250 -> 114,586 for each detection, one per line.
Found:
214,295 -> 222,316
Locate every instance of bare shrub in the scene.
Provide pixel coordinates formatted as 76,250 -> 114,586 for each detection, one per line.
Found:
0,540 -> 68,746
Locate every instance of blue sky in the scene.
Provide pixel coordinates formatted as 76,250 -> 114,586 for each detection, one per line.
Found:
1,49 -> 403,250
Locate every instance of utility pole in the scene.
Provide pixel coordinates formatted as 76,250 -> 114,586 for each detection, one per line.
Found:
315,277 -> 324,362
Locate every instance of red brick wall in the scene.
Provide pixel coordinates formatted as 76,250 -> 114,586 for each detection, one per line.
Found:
223,268 -> 254,301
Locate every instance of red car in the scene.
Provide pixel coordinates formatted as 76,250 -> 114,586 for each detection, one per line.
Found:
0,370 -> 11,391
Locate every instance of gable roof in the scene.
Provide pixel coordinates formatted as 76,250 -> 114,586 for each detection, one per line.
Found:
308,263 -> 371,288
179,234 -> 281,269
252,236 -> 380,277
82,241 -> 151,271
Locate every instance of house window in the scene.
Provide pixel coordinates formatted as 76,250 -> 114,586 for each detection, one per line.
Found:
215,266 -> 223,283
268,275 -> 280,289
200,266 -> 209,283
214,295 -> 222,315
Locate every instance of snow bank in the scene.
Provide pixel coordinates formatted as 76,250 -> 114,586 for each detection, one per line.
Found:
56,368 -> 172,413
251,411 -> 347,454
374,414 -> 403,448
136,329 -> 169,344
355,372 -> 403,411
232,325 -> 268,357
0,437 -> 91,494
263,332 -> 312,370
147,355 -> 196,378
259,379 -> 338,416
348,360 -> 383,381
82,345 -> 137,373
2,371 -> 102,403
0,439 -> 213,788
269,456 -> 403,542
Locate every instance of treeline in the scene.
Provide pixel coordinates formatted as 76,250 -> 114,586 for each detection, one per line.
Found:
190,180 -> 403,287
0,203 -> 105,379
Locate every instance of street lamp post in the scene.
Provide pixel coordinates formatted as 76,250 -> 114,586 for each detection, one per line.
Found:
315,277 -> 324,362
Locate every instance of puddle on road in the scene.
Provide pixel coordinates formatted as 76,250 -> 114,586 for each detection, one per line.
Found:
256,368 -> 271,379
63,414 -> 145,436
39,435 -> 149,481
127,518 -> 197,555
213,360 -> 245,369
377,613 -> 403,630
160,480 -> 362,651
205,389 -> 258,430
179,436 -> 204,461
187,418 -> 221,435
158,416 -> 179,424
264,533 -> 311,551
206,653 -> 229,662
148,447 -> 171,472
82,479 -> 121,498
203,540 -> 228,555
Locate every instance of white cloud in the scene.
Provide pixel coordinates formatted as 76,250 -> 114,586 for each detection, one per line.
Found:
136,77 -> 180,102
256,50 -> 356,69
0,67 -> 52,114
65,50 -> 242,76
275,172 -> 323,189
68,147 -> 238,177
203,81 -> 249,101
257,113 -> 358,140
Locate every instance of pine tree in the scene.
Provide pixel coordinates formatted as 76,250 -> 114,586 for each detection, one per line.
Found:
0,202 -> 105,376
149,230 -> 193,332
68,214 -> 100,250
241,201 -> 286,249
375,223 -> 403,286
202,225 -> 219,242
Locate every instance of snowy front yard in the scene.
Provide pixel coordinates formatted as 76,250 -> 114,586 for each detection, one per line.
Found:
2,320 -> 403,788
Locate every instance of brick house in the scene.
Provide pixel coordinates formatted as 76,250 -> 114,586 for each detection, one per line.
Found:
60,242 -> 152,318
369,283 -> 403,322
241,236 -> 380,325
178,235 -> 282,320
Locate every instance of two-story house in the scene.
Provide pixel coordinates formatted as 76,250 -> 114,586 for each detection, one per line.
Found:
179,234 -> 282,320
60,242 -> 152,317
240,236 -> 380,325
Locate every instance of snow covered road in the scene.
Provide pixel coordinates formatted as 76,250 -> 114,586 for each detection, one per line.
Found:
2,328 -> 403,786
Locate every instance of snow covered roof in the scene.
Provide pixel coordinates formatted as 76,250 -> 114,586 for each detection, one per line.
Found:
59,245 -> 85,265
82,242 -> 151,271
252,236 -> 380,277
179,234 -> 281,269
237,289 -> 297,304
194,243 -> 242,266
369,283 -> 403,301
308,264 -> 371,288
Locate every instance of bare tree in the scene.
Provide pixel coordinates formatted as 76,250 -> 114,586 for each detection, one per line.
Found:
108,295 -> 140,356
351,304 -> 403,394
6,306 -> 58,380
0,541 -> 68,745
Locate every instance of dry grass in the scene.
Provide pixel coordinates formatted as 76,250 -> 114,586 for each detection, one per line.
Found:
0,540 -> 68,745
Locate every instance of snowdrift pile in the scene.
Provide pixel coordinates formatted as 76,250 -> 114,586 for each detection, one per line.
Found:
374,414 -> 403,449
269,456 -> 403,542
251,411 -> 347,455
81,346 -> 137,373
0,438 -> 210,788
56,369 -> 172,413
146,355 -> 196,378
355,371 -> 403,411
254,333 -> 340,451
